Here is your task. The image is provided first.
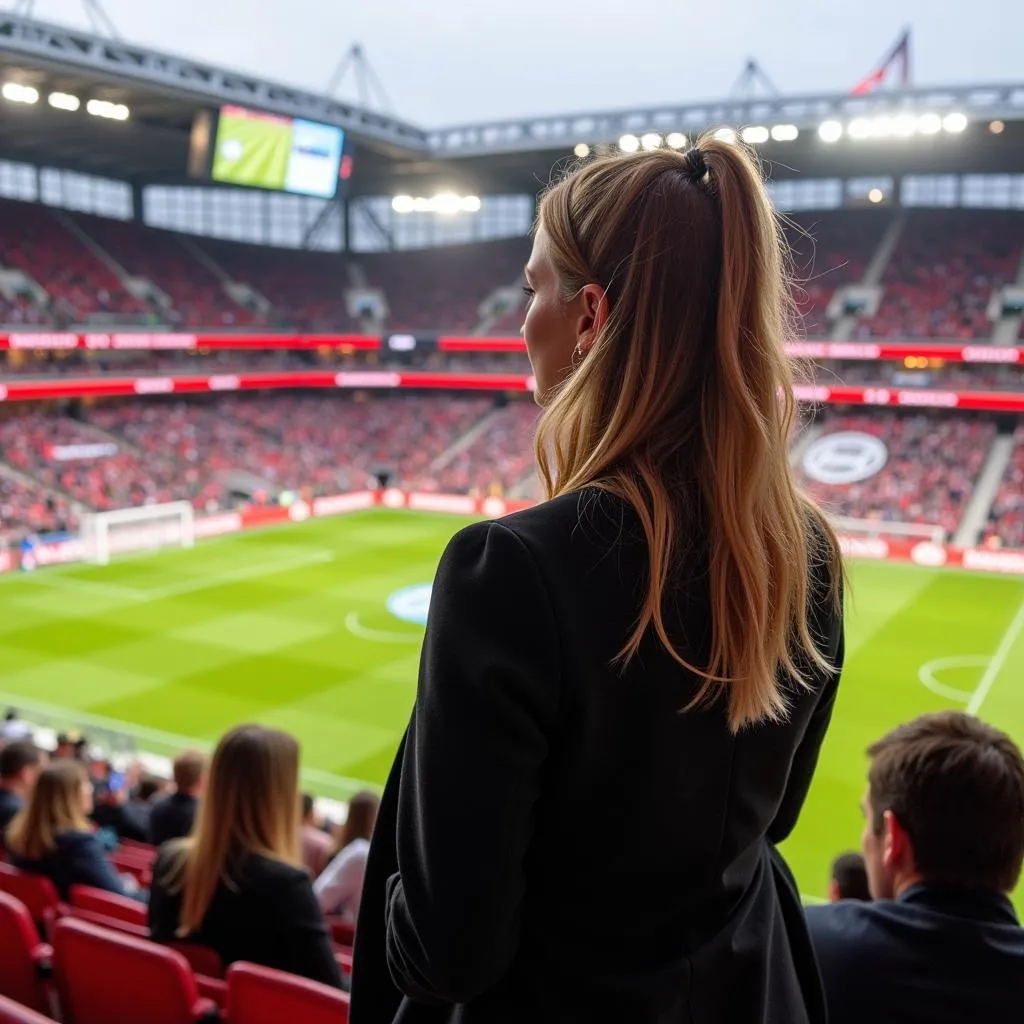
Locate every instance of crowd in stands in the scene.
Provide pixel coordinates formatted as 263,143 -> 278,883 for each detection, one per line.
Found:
0,470 -> 77,542
3,703 -> 1022,1023
860,210 -> 1024,340
796,411 -> 996,538
982,424 -> 1024,549
784,208 -> 890,334
0,715 -> 382,1014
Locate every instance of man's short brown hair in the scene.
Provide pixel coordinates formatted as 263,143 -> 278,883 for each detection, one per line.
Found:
173,749 -> 206,792
867,711 -> 1024,893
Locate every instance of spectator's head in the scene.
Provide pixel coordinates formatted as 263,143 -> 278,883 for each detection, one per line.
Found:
862,711 -> 1024,899
340,790 -> 380,849
172,749 -> 206,797
829,852 -> 871,902
0,740 -> 43,796
136,774 -> 167,803
6,760 -> 92,860
530,141 -> 842,732
301,792 -> 316,825
54,732 -> 77,759
162,725 -> 301,937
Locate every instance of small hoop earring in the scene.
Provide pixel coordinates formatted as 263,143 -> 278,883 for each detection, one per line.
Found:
572,342 -> 585,367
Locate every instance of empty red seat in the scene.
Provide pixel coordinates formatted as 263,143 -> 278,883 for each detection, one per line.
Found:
52,918 -> 218,1024
225,962 -> 349,1024
68,885 -> 148,928
0,993 -> 55,1024
0,893 -> 51,1014
0,866 -> 61,930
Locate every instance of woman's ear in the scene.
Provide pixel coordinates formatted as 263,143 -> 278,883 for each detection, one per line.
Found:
574,283 -> 608,354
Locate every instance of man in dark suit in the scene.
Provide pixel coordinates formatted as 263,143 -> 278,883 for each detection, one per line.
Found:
148,749 -> 205,846
806,711 -> 1024,1024
0,740 -> 43,831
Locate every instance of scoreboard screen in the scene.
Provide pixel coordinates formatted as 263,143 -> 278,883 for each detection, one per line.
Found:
205,105 -> 346,199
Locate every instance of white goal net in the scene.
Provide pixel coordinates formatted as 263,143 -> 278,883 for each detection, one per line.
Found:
80,501 -> 195,566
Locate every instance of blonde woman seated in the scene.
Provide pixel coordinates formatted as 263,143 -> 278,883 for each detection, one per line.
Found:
314,789 -> 380,925
6,760 -> 134,899
148,725 -> 342,988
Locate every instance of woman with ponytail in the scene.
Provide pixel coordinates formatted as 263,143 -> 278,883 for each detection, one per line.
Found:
352,140 -> 844,1024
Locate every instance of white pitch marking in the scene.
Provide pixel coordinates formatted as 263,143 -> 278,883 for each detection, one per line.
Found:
917,656 -> 988,705
21,550 -> 335,603
0,688 -> 375,798
967,599 -> 1024,716
344,611 -> 422,644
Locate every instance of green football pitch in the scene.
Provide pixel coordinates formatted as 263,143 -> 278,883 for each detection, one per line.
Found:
212,111 -> 292,190
1,509 -> 1023,904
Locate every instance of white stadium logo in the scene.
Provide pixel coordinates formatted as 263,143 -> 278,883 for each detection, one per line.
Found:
386,584 -> 432,626
802,431 -> 888,486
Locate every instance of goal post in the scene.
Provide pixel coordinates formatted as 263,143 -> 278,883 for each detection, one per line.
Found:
80,501 -> 195,566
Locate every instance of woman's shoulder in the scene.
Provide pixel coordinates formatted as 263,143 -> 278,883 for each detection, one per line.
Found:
53,829 -> 99,850
240,852 -> 311,889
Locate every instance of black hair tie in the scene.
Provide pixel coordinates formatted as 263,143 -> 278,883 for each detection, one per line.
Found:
683,147 -> 708,184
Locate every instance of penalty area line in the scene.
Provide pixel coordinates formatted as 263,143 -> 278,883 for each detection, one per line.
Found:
967,599 -> 1024,717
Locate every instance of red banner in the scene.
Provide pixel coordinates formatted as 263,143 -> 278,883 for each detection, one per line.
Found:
7,372 -> 1024,410
1,331 -> 1022,364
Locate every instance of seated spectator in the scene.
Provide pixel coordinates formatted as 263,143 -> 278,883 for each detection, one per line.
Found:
5,761 -> 134,899
148,749 -> 205,846
805,712 -> 1024,1024
314,790 -> 380,925
828,852 -> 870,902
91,771 -> 147,844
300,793 -> 333,878
1,709 -> 32,743
124,774 -> 168,841
149,725 -> 342,988
0,741 -> 43,831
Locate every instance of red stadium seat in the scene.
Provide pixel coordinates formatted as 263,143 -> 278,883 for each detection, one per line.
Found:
327,917 -> 355,947
68,885 -> 148,928
0,994 -> 55,1024
170,945 -> 228,1009
0,866 -> 61,930
52,918 -> 218,1024
107,849 -> 153,887
225,962 -> 349,1024
0,893 -> 51,1014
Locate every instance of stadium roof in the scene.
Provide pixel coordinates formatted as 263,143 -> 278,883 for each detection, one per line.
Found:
2,10 -> 1024,198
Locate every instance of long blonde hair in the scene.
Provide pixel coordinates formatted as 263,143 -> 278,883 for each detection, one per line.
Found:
536,140 -> 842,731
162,725 -> 301,936
6,760 -> 90,860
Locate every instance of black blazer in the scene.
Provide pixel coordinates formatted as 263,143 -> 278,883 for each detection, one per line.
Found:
147,792 -> 197,846
351,489 -> 844,1024
806,884 -> 1024,1024
149,847 -> 343,989
7,829 -> 130,900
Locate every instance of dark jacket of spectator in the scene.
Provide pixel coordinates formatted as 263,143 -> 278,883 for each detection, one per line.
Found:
805,885 -> 1024,1024
0,789 -> 23,832
352,491 -> 844,1023
148,792 -> 198,846
8,829 -> 130,900
150,847 -> 342,988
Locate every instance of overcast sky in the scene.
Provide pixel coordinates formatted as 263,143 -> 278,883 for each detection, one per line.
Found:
21,1 -> 1024,127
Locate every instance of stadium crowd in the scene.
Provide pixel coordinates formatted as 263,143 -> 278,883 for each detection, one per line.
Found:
2,704 -> 1022,1022
797,411 -> 996,538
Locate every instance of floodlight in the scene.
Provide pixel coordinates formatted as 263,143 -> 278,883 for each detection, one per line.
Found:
818,120 -> 843,142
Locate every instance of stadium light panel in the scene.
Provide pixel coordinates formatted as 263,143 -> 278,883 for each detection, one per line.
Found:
86,98 -> 129,121
770,124 -> 799,141
618,134 -> 640,153
741,126 -> 770,144
462,195 -> 482,212
847,118 -> 873,140
48,91 -> 80,112
818,120 -> 843,142
917,113 -> 942,135
871,116 -> 893,138
990,120 -> 1005,134
942,112 -> 968,134
573,143 -> 590,158
640,132 -> 662,150
892,113 -> 917,138
868,188 -> 884,204
712,127 -> 737,144
391,195 -> 415,213
2,82 -> 39,105
432,193 -> 464,215
665,132 -> 687,149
